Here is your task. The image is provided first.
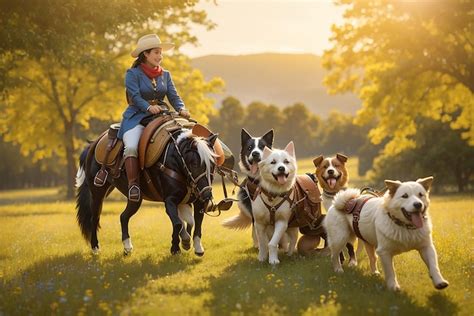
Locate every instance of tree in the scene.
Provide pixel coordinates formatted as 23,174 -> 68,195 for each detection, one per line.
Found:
317,111 -> 367,156
0,0 -> 221,197
323,0 -> 474,156
277,103 -> 320,157
208,96 -> 246,156
371,117 -> 474,192
243,101 -> 283,137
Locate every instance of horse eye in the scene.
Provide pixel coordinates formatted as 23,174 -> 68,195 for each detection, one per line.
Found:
402,193 -> 409,198
271,160 -> 276,164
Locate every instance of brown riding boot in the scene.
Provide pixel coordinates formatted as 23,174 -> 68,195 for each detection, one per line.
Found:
125,157 -> 141,202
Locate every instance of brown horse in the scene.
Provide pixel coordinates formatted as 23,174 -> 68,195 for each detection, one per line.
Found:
76,127 -> 218,255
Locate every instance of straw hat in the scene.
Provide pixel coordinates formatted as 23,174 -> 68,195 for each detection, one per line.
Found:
131,34 -> 174,58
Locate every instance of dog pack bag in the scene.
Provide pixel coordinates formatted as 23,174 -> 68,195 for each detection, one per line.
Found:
289,174 -> 323,232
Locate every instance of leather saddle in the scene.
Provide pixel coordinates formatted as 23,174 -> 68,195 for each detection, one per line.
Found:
95,116 -> 229,172
288,174 -> 324,236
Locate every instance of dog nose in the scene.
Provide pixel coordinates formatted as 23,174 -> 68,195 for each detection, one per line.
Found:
252,152 -> 260,158
413,202 -> 422,209
278,166 -> 285,172
328,169 -> 334,175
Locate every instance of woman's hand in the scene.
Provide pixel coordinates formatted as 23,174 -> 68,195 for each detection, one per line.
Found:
148,105 -> 161,115
179,109 -> 190,118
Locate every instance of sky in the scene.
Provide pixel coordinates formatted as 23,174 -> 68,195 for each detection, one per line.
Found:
180,0 -> 346,58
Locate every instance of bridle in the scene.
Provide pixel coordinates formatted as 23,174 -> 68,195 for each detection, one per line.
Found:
168,132 -> 215,204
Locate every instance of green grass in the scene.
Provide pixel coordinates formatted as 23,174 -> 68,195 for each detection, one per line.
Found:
0,158 -> 472,315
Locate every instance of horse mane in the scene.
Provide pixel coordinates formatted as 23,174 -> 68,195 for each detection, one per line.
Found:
176,130 -> 218,178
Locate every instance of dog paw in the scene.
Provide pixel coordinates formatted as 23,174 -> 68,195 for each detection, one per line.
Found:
348,259 -> 358,267
269,258 -> 280,265
435,280 -> 449,290
387,283 -> 401,291
334,267 -> 344,274
258,254 -> 267,262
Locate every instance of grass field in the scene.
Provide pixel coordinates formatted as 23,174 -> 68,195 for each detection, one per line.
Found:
0,158 -> 472,315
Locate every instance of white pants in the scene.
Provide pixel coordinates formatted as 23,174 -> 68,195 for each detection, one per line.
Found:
123,125 -> 144,158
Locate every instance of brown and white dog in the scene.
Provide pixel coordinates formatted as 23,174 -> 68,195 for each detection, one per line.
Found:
297,154 -> 351,256
313,154 -> 349,211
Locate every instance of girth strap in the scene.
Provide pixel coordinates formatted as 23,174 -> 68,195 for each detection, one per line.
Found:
345,195 -> 373,242
157,162 -> 186,184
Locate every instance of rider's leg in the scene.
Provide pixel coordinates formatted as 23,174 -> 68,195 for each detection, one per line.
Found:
123,125 -> 144,202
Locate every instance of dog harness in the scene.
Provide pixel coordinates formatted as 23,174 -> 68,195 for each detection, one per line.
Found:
254,187 -> 294,225
344,195 -> 374,242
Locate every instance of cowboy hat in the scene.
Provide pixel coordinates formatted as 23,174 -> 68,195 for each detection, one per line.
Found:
131,34 -> 174,58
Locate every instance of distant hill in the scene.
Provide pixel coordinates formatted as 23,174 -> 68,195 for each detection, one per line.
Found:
191,53 -> 360,116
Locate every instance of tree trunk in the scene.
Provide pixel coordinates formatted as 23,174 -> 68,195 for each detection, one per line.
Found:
64,122 -> 77,199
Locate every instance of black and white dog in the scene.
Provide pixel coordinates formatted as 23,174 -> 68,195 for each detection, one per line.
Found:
222,129 -> 274,247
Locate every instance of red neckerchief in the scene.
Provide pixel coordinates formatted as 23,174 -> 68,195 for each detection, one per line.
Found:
140,63 -> 163,79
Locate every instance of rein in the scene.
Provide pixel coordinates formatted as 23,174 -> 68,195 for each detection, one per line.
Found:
168,132 -> 214,204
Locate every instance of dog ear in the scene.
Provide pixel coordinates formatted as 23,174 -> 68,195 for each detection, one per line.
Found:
336,153 -> 348,163
241,128 -> 251,146
262,129 -> 274,148
207,133 -> 218,147
313,155 -> 324,168
284,141 -> 295,158
262,146 -> 273,160
385,180 -> 402,196
417,176 -> 434,192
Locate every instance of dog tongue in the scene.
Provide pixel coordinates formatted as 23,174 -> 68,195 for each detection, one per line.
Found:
277,174 -> 287,185
250,163 -> 258,175
328,178 -> 336,188
411,212 -> 424,228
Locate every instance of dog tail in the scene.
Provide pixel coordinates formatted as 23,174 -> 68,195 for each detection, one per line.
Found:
333,188 -> 361,212
222,212 -> 252,230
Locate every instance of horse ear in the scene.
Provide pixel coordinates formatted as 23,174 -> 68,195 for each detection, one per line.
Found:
207,133 -> 218,147
336,153 -> 348,163
262,146 -> 273,160
241,128 -> 251,146
262,129 -> 274,148
313,155 -> 324,168
284,141 -> 295,158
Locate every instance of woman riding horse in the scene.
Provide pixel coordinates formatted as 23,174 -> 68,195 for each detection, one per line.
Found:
76,34 -> 217,255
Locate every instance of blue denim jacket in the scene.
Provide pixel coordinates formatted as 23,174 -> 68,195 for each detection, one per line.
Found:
118,67 -> 185,139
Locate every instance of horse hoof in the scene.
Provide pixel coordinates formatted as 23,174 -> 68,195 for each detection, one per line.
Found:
182,239 -> 191,251
91,247 -> 100,255
171,246 -> 181,255
195,251 -> 204,257
123,248 -> 133,256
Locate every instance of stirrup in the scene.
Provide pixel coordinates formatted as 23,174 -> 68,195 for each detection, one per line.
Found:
128,185 -> 141,202
94,169 -> 108,187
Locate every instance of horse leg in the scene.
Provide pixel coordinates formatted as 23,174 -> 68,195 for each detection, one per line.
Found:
165,197 -> 183,255
192,201 -> 205,256
178,204 -> 194,251
120,199 -> 142,256
89,184 -> 112,254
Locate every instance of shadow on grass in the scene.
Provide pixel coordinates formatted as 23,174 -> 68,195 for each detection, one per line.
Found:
205,254 -> 458,315
0,252 -> 196,314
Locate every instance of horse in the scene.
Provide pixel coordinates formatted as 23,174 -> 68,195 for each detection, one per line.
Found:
75,125 -> 218,256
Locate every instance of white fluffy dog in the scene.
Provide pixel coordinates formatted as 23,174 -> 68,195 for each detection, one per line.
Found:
324,177 -> 449,291
252,142 -> 299,264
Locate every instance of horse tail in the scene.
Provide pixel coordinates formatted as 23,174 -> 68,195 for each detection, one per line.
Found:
76,145 -> 93,241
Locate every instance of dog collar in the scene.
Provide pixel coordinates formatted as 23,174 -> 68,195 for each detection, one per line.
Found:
387,212 -> 418,230
323,190 -> 337,198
